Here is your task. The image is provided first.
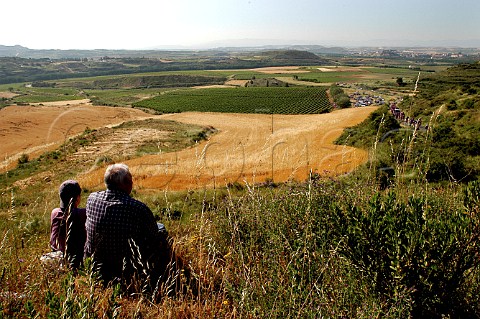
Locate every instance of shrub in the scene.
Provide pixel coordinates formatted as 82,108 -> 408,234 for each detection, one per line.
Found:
330,84 -> 351,108
333,185 -> 480,318
335,105 -> 400,148
17,154 -> 29,165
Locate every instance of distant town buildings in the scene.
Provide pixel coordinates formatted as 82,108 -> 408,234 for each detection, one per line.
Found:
351,48 -> 474,60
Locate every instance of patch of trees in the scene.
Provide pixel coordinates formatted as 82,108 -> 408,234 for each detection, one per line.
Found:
92,75 -> 227,89
32,81 -> 56,87
329,84 -> 351,108
0,97 -> 8,109
245,77 -> 290,87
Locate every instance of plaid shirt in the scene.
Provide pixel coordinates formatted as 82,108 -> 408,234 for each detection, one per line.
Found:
85,189 -> 161,281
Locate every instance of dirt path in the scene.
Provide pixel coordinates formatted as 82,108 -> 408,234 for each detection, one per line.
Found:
0,91 -> 19,99
79,107 -> 377,191
0,101 -> 152,171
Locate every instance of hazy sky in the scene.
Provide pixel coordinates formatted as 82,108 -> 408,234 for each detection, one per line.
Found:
2,0 -> 479,49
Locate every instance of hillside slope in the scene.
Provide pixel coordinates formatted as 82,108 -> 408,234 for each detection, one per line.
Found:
336,62 -> 480,183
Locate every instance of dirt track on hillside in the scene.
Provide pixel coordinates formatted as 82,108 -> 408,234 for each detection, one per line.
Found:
79,107 -> 377,191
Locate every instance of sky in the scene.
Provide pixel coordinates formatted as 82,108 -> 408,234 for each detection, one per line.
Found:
1,0 -> 479,50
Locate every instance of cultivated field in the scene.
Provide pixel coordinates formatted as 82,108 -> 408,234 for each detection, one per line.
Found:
133,87 -> 332,114
251,66 -> 311,74
0,100 -> 153,171
0,91 -> 18,99
2,54 -> 478,318
79,107 -> 377,191
0,98 -> 376,191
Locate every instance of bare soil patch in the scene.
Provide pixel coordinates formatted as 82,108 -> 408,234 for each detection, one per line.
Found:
317,67 -> 337,72
317,66 -> 363,72
192,80 -> 249,89
79,107 -> 377,191
0,91 -> 19,99
193,85 -> 233,89
276,77 -> 331,87
251,66 -> 311,74
225,79 -> 249,87
0,101 -> 152,171
194,80 -> 258,88
71,128 -> 171,160
29,99 -> 92,106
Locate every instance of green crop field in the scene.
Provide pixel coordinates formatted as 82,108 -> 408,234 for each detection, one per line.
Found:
297,71 -> 356,83
133,86 -> 332,114
85,88 -> 172,106
11,87 -> 85,103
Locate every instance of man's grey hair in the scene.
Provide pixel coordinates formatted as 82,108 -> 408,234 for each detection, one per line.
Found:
104,163 -> 132,190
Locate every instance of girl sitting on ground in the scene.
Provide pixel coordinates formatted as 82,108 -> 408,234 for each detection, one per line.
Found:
50,180 -> 86,269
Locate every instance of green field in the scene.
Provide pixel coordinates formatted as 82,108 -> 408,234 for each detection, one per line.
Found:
85,88 -> 170,106
293,66 -> 422,84
10,87 -> 85,103
133,86 -> 332,114
1,65 -> 430,108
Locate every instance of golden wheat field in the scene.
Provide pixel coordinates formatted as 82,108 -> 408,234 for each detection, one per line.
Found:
0,100 -> 377,191
0,100 -> 153,172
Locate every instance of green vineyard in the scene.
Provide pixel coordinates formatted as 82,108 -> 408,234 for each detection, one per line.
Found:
133,87 -> 332,114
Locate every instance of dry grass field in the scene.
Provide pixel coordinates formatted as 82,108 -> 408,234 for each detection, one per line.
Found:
1,98 -> 377,191
78,107 -> 377,191
0,91 -> 19,99
0,100 -> 153,172
251,66 -> 311,74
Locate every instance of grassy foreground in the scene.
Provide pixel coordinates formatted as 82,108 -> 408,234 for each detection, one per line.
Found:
1,155 -> 480,318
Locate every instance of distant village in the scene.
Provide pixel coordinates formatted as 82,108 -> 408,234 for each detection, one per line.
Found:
351,48 -> 475,60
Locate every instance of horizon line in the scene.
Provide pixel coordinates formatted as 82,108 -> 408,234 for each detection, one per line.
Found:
2,41 -> 480,51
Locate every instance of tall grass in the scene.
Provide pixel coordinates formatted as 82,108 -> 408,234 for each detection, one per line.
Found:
1,168 -> 480,318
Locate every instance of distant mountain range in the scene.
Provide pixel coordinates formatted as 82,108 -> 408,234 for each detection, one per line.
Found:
1,44 -> 479,59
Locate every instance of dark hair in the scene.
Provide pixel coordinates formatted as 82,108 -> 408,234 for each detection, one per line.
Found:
59,180 -> 81,209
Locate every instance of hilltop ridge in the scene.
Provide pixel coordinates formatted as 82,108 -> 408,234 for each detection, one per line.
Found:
1,44 -> 480,59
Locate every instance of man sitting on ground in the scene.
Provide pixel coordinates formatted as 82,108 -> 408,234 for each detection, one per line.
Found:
84,163 -> 168,287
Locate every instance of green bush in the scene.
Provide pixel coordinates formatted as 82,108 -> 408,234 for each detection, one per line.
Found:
17,154 -> 29,165
333,184 -> 480,318
198,178 -> 480,318
335,105 -> 400,148
330,84 -> 351,108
